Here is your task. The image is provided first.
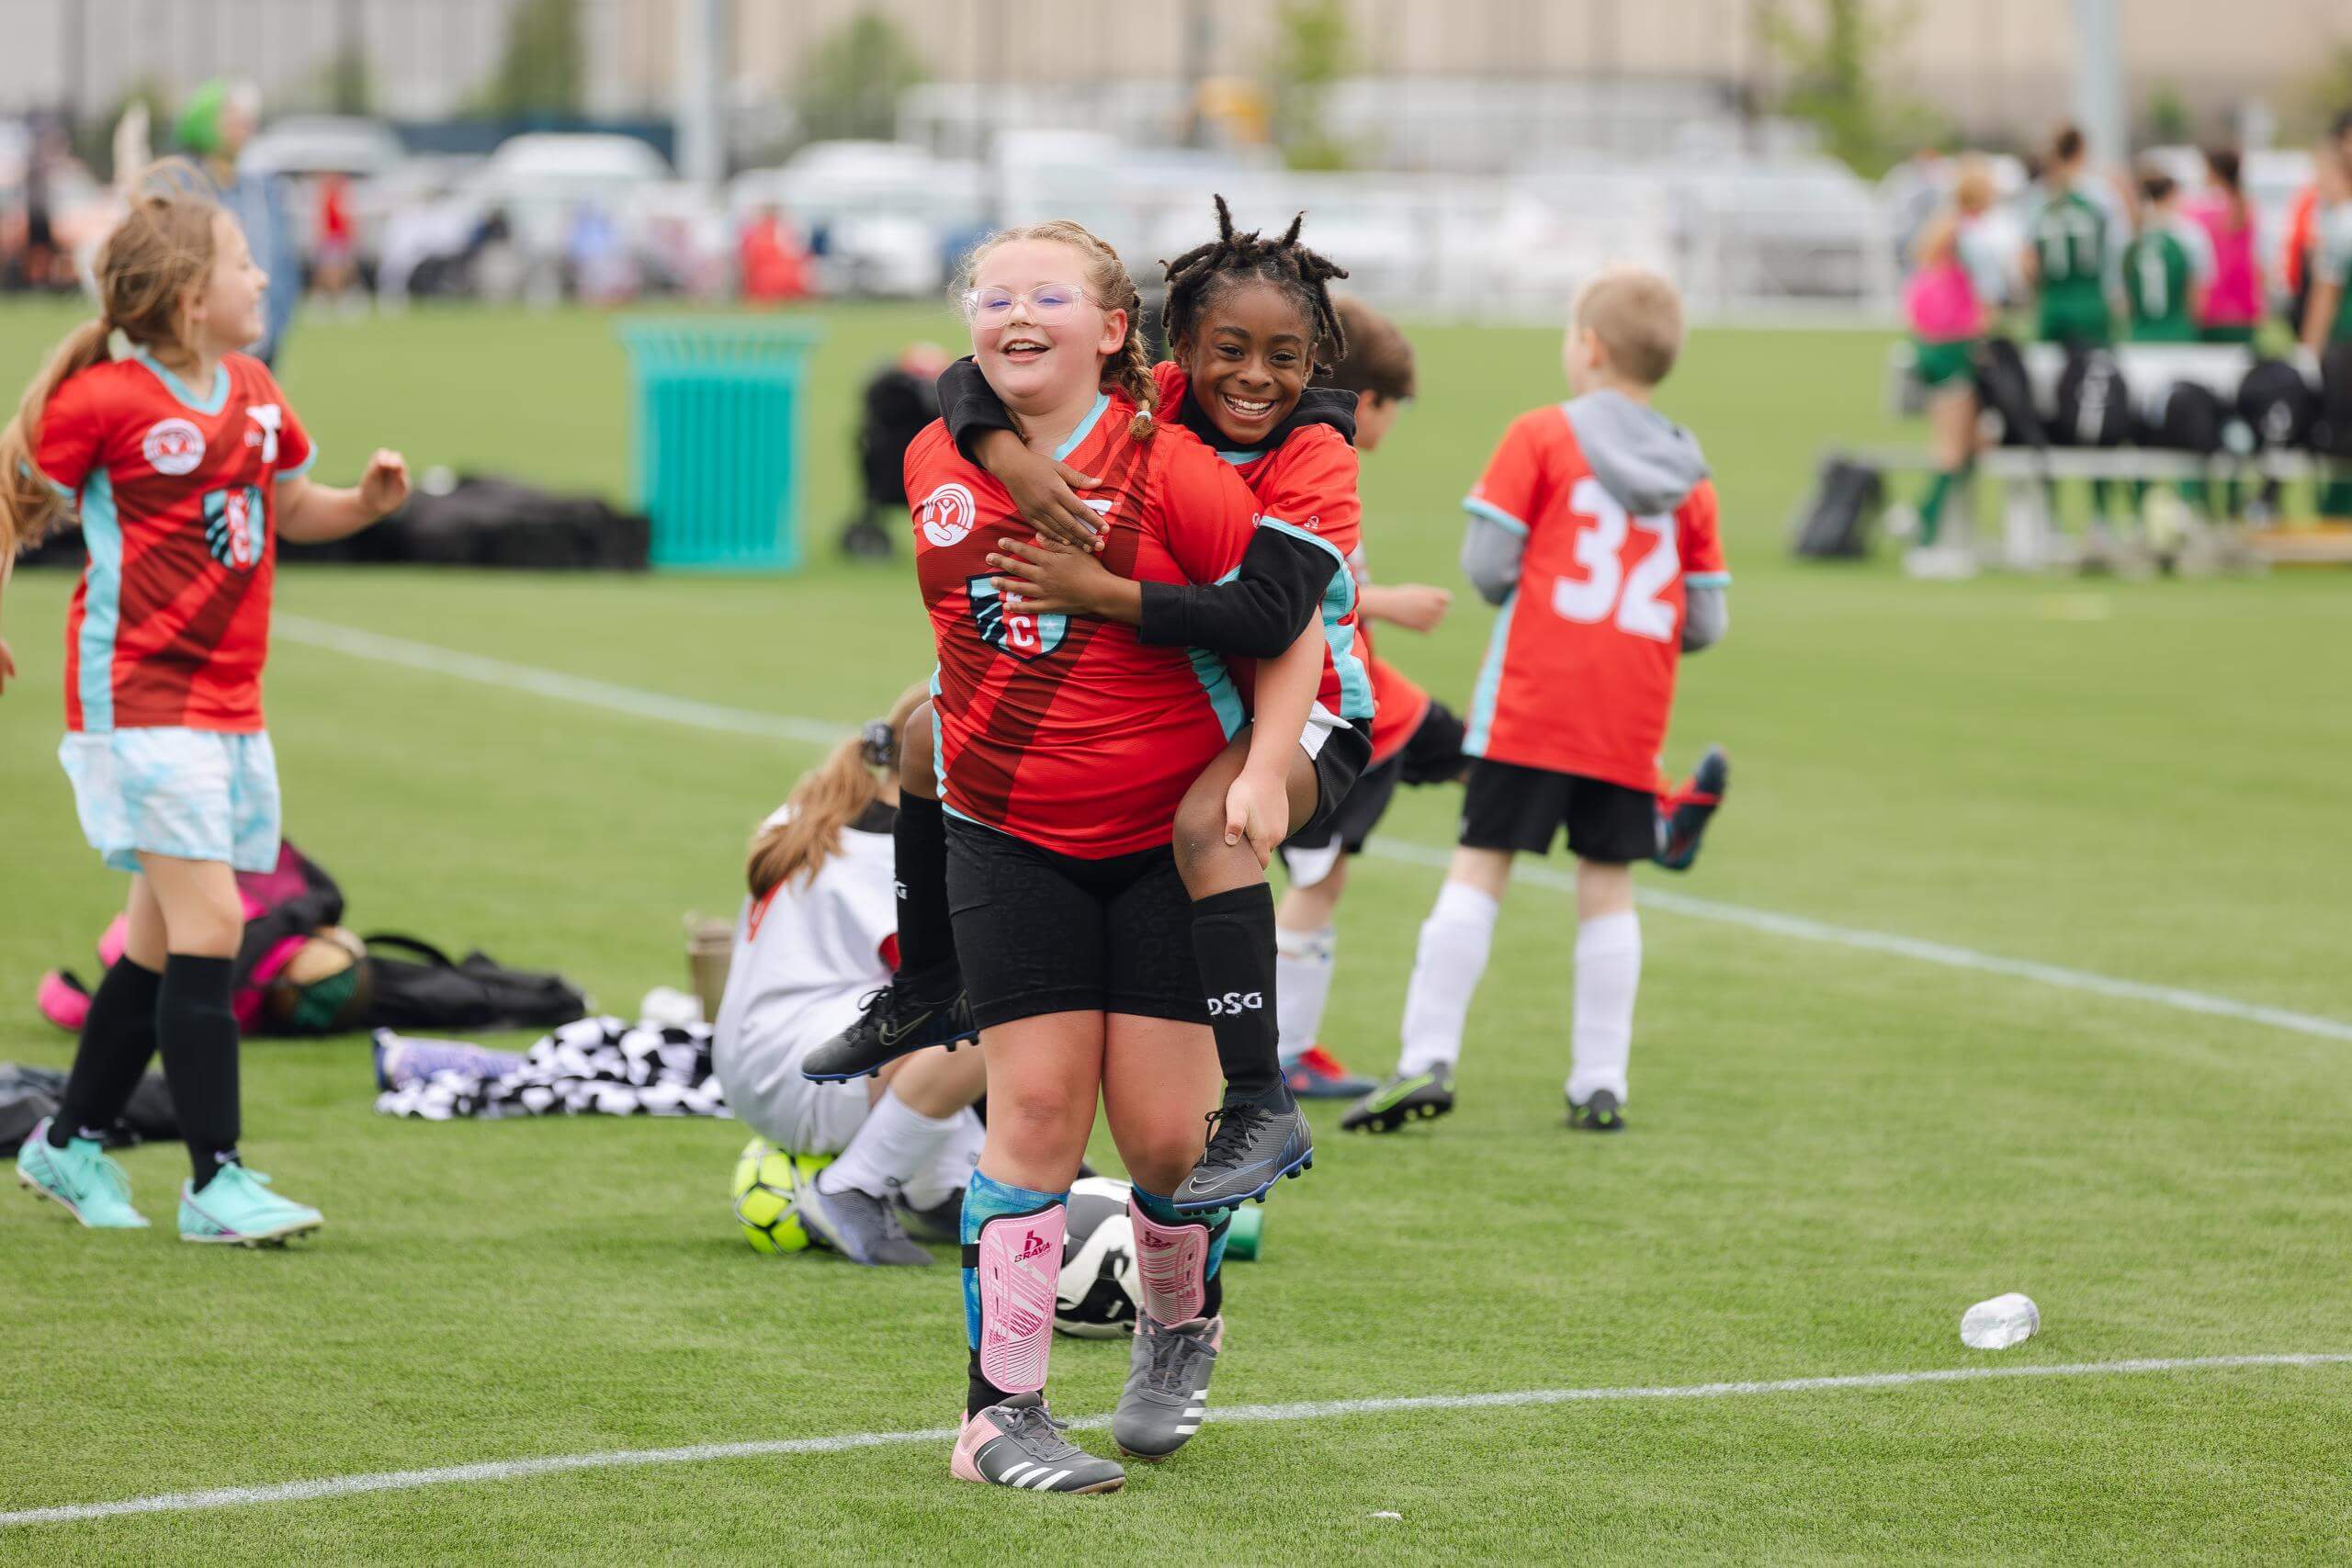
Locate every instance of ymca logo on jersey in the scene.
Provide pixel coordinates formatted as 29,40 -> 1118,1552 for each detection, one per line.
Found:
967,574 -> 1067,661
202,484 -> 267,572
141,418 -> 206,476
918,482 -> 978,547
245,403 -> 284,465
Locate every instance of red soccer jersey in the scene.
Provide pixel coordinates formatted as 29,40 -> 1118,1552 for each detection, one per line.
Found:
1151,362 -> 1369,728
908,390 -> 1263,859
1461,404 -> 1726,791
1340,540 -> 1431,767
38,351 -> 314,733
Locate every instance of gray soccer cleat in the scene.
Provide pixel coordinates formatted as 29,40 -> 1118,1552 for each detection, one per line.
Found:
1112,1314 -> 1223,1461
794,1180 -> 934,1266
951,1393 -> 1125,1494
1566,1088 -> 1627,1133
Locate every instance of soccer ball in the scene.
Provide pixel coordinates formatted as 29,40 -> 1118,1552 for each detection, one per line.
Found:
1055,1176 -> 1141,1337
731,1136 -> 833,1255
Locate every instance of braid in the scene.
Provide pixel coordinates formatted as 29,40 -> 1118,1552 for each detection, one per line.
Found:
1161,195 -> 1350,375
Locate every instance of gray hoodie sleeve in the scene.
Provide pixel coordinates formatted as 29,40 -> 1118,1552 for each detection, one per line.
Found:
1681,582 -> 1728,652
1460,513 -> 1525,605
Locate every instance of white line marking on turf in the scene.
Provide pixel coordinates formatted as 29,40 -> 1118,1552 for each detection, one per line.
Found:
6,1354 -> 2346,1528
271,615 -> 2352,1046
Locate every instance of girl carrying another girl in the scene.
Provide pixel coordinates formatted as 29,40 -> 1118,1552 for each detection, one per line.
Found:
910,220 -> 1321,1494
5,162 -> 409,1245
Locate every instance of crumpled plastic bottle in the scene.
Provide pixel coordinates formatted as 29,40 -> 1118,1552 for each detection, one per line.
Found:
1961,1292 -> 2040,1349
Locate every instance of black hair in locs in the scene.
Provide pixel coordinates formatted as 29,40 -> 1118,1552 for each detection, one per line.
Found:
1161,195 -> 1350,375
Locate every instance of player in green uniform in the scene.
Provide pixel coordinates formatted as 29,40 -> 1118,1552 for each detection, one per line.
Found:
2123,170 -> 2213,344
2022,125 -> 2124,543
2298,142 -> 2352,517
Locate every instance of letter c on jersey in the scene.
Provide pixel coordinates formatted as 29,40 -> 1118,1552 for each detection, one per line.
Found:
920,482 -> 978,547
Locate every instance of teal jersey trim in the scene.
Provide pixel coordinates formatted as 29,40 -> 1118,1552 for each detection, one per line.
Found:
1462,586 -> 1518,759
1051,393 -> 1111,463
927,666 -> 948,803
130,349 -> 229,415
1257,517 -> 1373,722
1216,449 -> 1256,466
1463,496 -> 1530,536
1188,567 -> 1249,740
75,470 -> 121,731
1685,571 -> 1733,588
274,446 -> 319,483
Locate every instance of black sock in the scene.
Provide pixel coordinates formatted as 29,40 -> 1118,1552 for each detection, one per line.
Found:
157,955 -> 242,1190
894,794 -> 958,989
967,1352 -> 1012,1417
51,957 -> 164,1146
1191,885 -> 1283,1102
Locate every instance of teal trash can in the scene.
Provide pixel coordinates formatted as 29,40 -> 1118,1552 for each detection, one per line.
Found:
617,318 -> 823,570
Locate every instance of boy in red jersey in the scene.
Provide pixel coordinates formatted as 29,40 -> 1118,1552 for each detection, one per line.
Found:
2,164 -> 407,1243
1345,267 -> 1730,1137
911,220 -> 1321,1495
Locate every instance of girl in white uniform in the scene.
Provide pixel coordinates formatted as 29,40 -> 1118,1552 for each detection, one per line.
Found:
714,684 -> 987,1266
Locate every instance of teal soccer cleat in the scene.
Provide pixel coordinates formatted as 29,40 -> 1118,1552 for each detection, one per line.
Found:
178,1163 -> 323,1247
16,1118 -> 149,1229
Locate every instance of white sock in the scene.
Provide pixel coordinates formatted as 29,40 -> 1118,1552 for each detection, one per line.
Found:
817,1089 -> 961,1200
1396,882 -> 1500,1077
1274,924 -> 1337,1068
1566,909 -> 1641,1105
901,1110 -> 985,1211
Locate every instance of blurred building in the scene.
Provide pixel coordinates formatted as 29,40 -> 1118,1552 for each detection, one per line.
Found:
2,0 -> 2346,158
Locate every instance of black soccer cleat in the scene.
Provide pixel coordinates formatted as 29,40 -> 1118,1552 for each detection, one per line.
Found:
1339,1069 -> 1456,1134
1170,1091 -> 1313,1211
1566,1088 -> 1626,1133
1655,745 -> 1729,872
799,968 -> 978,1082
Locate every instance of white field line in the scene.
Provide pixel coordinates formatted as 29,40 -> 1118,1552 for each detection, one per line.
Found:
271,615 -> 2352,1046
6,1353 -> 2347,1528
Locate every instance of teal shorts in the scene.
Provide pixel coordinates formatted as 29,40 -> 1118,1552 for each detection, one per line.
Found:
59,727 -> 282,874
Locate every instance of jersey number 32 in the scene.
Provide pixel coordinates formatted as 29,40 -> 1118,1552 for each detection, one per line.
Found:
1548,477 -> 1679,643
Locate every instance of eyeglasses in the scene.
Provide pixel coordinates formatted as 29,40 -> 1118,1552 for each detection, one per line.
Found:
960,283 -> 1095,324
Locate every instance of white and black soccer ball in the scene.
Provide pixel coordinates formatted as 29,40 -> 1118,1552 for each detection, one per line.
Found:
1055,1176 -> 1140,1338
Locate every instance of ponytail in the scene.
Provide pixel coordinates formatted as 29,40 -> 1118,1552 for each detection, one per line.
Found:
0,319 -> 114,560
742,680 -> 931,899
746,736 -> 879,899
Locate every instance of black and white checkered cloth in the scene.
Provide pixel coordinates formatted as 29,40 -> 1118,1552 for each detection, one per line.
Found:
374,1016 -> 731,1121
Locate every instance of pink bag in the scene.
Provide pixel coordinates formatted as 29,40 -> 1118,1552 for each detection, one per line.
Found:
1905,259 -> 1982,342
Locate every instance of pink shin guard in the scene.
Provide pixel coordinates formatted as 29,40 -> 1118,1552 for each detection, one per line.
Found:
974,1204 -> 1066,1396
1129,1198 -> 1210,1325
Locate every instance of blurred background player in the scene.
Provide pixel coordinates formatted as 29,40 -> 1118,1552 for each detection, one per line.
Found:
2122,168 -> 2213,344
4,164 -> 408,1244
2300,133 -> 2352,519
2190,149 -> 2262,347
175,80 -> 300,368
1345,268 -> 1728,1138
710,684 -> 987,1268
1892,158 -> 1996,580
1271,296 -> 1464,1099
2022,123 -> 2124,548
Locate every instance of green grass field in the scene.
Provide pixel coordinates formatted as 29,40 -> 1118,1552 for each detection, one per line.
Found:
4,299 -> 2351,1563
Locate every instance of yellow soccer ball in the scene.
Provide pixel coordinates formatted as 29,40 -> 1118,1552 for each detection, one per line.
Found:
730,1136 -> 834,1255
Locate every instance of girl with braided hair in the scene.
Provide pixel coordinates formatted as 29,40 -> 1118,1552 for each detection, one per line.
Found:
944,197 -> 1374,1215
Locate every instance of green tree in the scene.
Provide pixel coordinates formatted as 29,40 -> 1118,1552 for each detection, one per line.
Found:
479,0 -> 583,119
2292,40 -> 2352,141
793,11 -> 927,144
2144,81 -> 2193,145
1270,0 -> 1351,171
1762,0 -> 1942,178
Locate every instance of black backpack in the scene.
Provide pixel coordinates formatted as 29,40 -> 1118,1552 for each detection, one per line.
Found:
1790,457 -> 1883,558
2054,347 -> 2132,447
1971,338 -> 2047,448
358,935 -> 589,1032
2320,343 -> 2352,459
2236,358 -> 2318,451
2136,380 -> 2226,455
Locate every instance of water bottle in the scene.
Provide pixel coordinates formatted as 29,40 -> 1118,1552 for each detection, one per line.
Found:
1960,1292 -> 2040,1349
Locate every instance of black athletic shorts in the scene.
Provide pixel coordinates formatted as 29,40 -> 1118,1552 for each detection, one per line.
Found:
1289,717 -> 1375,842
1283,700 -> 1465,859
1458,758 -> 1657,863
944,818 -> 1206,1030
